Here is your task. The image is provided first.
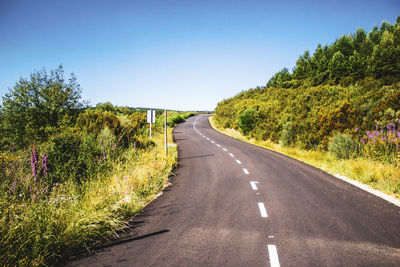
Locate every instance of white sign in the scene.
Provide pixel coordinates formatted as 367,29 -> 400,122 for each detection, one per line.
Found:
147,110 -> 155,123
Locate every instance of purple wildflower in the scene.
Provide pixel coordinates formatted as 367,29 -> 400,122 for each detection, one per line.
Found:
103,151 -> 106,160
11,181 -> 16,194
42,153 -> 48,176
355,127 -> 359,132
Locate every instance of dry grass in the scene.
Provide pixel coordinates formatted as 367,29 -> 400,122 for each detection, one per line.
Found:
209,116 -> 400,199
0,129 -> 177,266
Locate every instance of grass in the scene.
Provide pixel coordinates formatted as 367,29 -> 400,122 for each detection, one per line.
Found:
209,116 -> 400,200
0,128 -> 177,266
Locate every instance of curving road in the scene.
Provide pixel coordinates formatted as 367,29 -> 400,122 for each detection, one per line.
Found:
70,115 -> 400,266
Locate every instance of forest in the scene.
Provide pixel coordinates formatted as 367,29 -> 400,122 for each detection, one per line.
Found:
214,17 -> 400,166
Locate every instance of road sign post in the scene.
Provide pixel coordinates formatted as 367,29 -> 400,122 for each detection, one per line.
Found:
147,110 -> 155,139
165,109 -> 168,156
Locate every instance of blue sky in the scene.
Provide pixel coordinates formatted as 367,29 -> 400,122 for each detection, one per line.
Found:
0,0 -> 398,110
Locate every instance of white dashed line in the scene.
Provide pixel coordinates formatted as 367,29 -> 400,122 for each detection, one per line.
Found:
228,153 -> 234,157
258,202 -> 268,217
267,245 -> 280,267
211,140 -> 215,143
216,144 -> 221,147
250,181 -> 259,190
206,138 -> 210,141
242,168 -> 249,175
222,148 -> 227,151
236,159 -> 241,164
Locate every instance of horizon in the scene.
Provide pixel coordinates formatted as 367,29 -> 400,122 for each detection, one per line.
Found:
1,0 -> 399,110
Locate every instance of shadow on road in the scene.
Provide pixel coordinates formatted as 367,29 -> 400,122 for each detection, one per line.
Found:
93,230 -> 170,250
180,154 -> 214,160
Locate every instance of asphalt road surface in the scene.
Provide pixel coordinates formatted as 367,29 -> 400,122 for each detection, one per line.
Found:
70,115 -> 400,266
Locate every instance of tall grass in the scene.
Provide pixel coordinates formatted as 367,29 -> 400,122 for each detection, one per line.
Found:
0,129 -> 177,266
209,116 -> 400,199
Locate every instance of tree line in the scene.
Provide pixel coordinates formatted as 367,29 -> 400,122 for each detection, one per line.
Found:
214,17 -> 400,159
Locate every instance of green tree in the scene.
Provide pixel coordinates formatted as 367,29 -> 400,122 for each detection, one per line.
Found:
370,30 -> 400,79
0,65 -> 86,149
266,68 -> 292,88
328,51 -> 348,82
293,50 -> 311,80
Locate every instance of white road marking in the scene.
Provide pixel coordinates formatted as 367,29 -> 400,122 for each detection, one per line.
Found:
258,202 -> 268,217
243,168 -> 249,175
211,140 -> 215,143
229,153 -> 234,157
193,116 -> 200,132
267,245 -> 280,267
250,181 -> 259,190
222,148 -> 227,151
268,236 -> 275,238
216,144 -> 221,147
206,138 -> 210,141
236,159 -> 242,164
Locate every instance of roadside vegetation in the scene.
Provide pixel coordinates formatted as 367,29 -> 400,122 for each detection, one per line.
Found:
213,17 -> 400,198
0,66 -> 180,266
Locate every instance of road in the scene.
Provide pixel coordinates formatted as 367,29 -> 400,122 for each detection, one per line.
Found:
70,115 -> 400,266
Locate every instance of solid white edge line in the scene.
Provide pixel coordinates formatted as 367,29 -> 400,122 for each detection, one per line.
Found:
250,181 -> 258,190
258,202 -> 268,217
267,245 -> 280,267
333,173 -> 400,207
243,168 -> 249,175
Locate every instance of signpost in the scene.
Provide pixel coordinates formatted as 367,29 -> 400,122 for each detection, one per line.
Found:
147,110 -> 155,139
164,109 -> 168,156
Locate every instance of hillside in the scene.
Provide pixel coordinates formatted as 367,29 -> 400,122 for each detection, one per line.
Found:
214,17 -> 400,166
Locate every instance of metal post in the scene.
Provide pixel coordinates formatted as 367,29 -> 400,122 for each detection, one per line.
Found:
150,119 -> 152,139
164,109 -> 168,156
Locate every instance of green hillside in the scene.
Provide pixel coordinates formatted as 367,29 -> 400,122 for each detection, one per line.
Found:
214,17 -> 400,166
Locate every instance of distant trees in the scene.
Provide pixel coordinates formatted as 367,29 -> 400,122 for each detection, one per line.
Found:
267,17 -> 400,88
0,65 -> 86,149
214,17 -> 400,151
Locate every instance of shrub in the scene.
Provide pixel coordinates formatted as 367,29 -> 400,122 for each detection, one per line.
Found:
280,122 -> 294,147
238,108 -> 256,135
167,115 -> 184,127
328,133 -> 355,159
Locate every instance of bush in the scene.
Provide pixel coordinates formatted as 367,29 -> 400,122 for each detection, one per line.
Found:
167,115 -> 185,127
328,133 -> 355,159
280,122 -> 294,147
238,108 -> 256,135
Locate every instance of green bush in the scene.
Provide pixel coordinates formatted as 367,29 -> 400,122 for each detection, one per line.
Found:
182,112 -> 196,119
167,115 -> 185,127
238,108 -> 256,135
280,121 -> 294,147
328,133 -> 355,159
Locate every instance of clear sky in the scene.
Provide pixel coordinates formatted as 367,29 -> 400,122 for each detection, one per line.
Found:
0,0 -> 398,111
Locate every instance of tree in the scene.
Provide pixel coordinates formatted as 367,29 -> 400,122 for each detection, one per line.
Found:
293,50 -> 311,80
370,31 -> 400,79
328,51 -> 348,82
0,65 -> 86,149
266,68 -> 292,88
